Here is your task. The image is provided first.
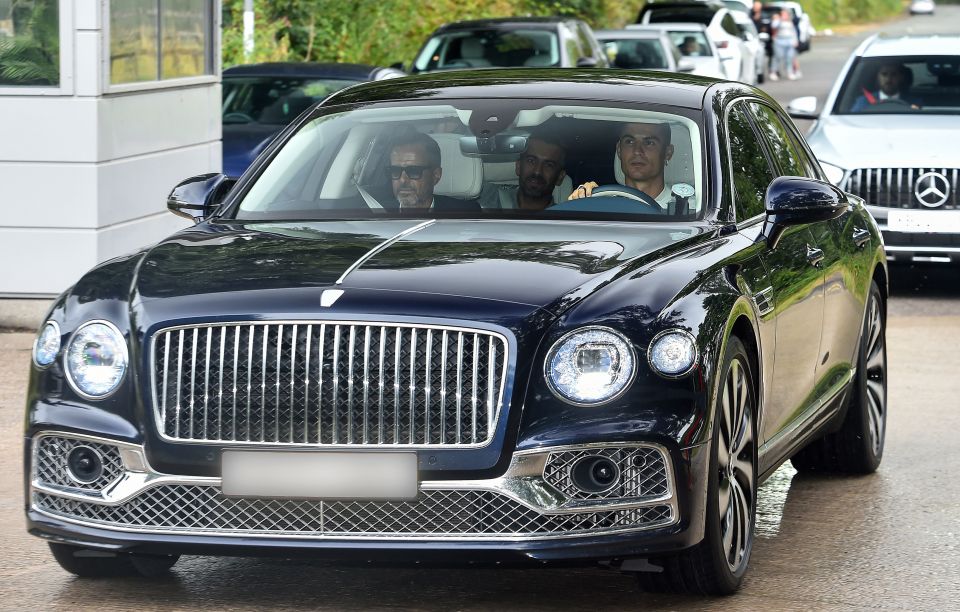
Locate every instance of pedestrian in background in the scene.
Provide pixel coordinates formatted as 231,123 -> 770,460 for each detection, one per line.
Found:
770,8 -> 799,81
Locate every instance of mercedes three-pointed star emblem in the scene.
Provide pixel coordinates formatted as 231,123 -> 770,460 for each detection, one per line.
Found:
913,171 -> 951,208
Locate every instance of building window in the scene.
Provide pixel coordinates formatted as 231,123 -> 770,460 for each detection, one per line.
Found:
0,0 -> 60,86
110,0 -> 213,85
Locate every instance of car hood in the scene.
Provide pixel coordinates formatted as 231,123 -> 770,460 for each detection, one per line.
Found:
808,115 -> 959,168
133,219 -> 704,324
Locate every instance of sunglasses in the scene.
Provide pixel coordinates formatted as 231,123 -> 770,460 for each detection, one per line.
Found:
387,165 -> 433,180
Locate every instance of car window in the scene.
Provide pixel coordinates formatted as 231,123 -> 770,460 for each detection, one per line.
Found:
669,31 -> 713,57
721,13 -> 740,36
749,102 -> 806,177
222,77 -> 361,125
602,39 -> 669,69
412,29 -> 560,72
727,103 -> 775,221
231,101 -> 707,222
576,23 -> 599,61
833,55 -> 960,115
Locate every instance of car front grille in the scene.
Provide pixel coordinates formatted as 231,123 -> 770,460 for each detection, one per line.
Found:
152,322 -> 509,447
842,167 -> 958,210
33,488 -> 673,539
34,436 -> 125,494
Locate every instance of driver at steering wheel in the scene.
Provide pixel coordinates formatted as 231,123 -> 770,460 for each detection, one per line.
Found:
850,62 -> 922,112
569,122 -> 676,210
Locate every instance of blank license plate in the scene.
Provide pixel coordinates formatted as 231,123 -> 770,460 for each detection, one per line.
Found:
887,210 -> 960,233
221,451 -> 418,500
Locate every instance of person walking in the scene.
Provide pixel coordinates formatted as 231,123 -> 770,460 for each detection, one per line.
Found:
769,8 -> 799,81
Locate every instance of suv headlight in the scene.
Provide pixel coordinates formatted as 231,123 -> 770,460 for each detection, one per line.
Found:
33,321 -> 61,367
545,327 -> 636,406
820,161 -> 845,186
65,321 -> 128,399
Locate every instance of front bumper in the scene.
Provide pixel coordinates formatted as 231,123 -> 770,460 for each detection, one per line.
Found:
868,207 -> 960,264
26,432 -> 707,563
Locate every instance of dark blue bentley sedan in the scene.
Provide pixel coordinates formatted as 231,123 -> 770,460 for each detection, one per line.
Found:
26,69 -> 888,595
221,62 -> 404,177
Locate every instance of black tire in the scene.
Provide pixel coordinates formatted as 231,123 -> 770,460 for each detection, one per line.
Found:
637,336 -> 758,595
791,281 -> 886,474
48,543 -> 180,578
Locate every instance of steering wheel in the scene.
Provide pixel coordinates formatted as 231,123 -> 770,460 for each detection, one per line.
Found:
589,185 -> 662,212
223,112 -> 255,123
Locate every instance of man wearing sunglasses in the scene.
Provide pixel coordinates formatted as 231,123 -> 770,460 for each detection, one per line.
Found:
387,132 -> 480,211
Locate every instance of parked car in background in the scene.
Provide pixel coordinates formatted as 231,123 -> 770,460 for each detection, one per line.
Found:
788,34 -> 960,264
722,0 -> 752,12
595,29 -> 694,73
26,68 -> 888,596
636,0 -> 755,83
628,23 -> 727,79
730,8 -> 768,83
222,63 -> 404,177
409,17 -> 608,73
761,2 -> 814,52
910,0 -> 936,15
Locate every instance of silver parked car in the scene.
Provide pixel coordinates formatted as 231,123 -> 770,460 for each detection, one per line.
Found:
595,29 -> 696,73
627,23 -> 727,79
788,34 -> 960,264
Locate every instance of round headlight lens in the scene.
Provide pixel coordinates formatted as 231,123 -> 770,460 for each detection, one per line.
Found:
66,321 -> 128,398
545,327 -> 636,406
33,321 -> 61,367
648,330 -> 698,378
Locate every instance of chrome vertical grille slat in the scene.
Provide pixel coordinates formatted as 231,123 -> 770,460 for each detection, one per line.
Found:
842,166 -> 958,210
153,322 -> 509,447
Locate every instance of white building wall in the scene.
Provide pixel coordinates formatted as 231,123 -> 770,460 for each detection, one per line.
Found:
0,1 -> 220,298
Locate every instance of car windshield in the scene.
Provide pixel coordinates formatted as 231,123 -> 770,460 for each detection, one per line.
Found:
602,39 -> 670,69
413,29 -> 560,72
222,77 -> 362,125
643,7 -> 715,26
230,101 -> 706,222
668,31 -> 713,56
833,55 -> 960,115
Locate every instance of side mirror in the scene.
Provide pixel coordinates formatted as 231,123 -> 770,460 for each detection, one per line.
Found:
167,173 -> 236,223
761,176 -> 847,248
677,58 -> 696,72
787,96 -> 819,120
389,61 -> 405,71
576,56 -> 599,68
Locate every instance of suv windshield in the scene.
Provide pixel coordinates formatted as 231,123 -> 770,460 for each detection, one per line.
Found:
222,77 -> 361,125
834,55 -> 960,115
413,29 -> 560,72
231,101 -> 705,222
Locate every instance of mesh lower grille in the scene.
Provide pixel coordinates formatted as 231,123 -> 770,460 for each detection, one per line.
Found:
542,447 -> 669,501
34,487 -> 673,538
34,437 -> 124,493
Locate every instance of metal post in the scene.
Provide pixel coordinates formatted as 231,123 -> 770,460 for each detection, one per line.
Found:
243,0 -> 254,58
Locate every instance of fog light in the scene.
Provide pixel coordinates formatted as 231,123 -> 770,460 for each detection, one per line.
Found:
570,455 -> 621,494
66,446 -> 104,484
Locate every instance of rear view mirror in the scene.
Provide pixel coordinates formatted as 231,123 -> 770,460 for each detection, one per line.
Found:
787,96 -> 819,120
677,58 -> 696,73
167,173 -> 236,223
459,134 -> 527,156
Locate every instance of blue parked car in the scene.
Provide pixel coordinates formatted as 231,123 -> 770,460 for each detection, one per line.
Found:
221,63 -> 404,177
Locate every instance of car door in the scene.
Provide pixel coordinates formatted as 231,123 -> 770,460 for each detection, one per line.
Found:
711,10 -> 744,80
727,100 -> 825,444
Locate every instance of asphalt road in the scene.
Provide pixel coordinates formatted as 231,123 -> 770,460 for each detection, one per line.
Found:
2,9 -> 959,611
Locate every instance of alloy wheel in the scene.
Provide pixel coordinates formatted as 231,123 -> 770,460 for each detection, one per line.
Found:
717,357 -> 755,573
864,297 -> 886,456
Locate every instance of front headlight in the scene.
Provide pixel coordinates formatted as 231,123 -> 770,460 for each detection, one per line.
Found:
33,321 -> 61,367
65,321 -> 128,399
647,330 -> 698,378
545,327 -> 636,406
820,161 -> 845,186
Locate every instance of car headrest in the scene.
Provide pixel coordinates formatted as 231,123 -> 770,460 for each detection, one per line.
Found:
461,38 -> 486,60
430,133 -> 484,199
524,54 -> 554,67
613,124 -> 695,189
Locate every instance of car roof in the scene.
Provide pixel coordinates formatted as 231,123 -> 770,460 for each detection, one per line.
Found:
628,23 -> 710,33
641,0 -> 725,9
859,34 -> 960,57
595,29 -> 666,40
223,62 -> 381,79
324,68 -> 723,110
433,17 -> 580,31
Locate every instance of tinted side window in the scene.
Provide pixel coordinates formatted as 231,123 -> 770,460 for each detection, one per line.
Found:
577,23 -> 598,60
749,103 -> 806,177
728,104 -> 775,222
721,13 -> 739,36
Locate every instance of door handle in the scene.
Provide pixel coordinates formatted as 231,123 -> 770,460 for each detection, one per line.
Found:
852,227 -> 870,248
806,245 -> 824,268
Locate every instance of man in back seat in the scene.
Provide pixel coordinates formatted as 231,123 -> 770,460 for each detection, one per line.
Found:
480,132 -> 567,211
